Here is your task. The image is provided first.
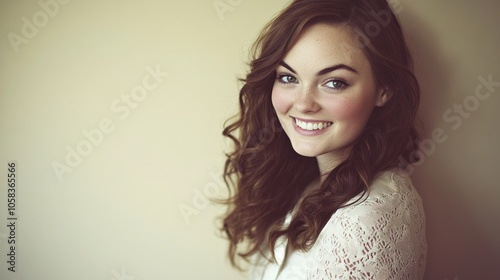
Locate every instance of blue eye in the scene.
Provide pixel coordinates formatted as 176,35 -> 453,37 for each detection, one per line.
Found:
324,79 -> 348,90
276,74 -> 298,84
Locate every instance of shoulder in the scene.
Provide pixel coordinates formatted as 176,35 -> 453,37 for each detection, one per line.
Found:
327,168 -> 426,241
309,168 -> 427,279
338,168 -> 424,219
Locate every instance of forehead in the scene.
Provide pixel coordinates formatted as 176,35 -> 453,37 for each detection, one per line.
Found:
282,23 -> 369,72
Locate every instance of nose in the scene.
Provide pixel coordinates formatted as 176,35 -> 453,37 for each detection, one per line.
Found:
294,86 -> 321,113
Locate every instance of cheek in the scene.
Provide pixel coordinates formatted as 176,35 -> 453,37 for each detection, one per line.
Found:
324,95 -> 375,123
271,87 -> 292,114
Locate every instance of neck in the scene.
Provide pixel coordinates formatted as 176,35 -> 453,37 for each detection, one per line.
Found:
316,148 -> 351,184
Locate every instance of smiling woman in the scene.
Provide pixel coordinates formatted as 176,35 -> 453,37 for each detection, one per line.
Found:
272,23 -> 390,165
220,0 -> 426,279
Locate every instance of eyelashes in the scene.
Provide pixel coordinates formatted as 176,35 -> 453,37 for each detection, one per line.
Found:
323,79 -> 349,90
276,74 -> 298,84
275,73 -> 350,91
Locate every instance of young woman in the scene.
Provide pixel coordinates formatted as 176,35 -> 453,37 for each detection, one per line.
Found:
221,0 -> 427,279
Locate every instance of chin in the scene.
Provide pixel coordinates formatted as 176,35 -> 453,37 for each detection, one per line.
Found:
290,143 -> 322,158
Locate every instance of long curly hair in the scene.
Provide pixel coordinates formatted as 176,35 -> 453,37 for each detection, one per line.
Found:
221,0 -> 420,268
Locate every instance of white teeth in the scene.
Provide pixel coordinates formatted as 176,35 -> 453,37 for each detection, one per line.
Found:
294,118 -> 332,131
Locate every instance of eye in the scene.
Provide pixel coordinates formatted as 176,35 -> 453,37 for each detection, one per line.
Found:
276,74 -> 298,84
324,79 -> 349,90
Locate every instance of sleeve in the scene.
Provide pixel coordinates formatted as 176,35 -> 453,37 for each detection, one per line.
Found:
310,173 -> 426,280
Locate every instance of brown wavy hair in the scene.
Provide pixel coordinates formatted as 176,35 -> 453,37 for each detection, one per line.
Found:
220,0 -> 420,268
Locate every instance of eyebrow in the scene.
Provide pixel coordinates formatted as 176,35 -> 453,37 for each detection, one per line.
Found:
279,61 -> 358,75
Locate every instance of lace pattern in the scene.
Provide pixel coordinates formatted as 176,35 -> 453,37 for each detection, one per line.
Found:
248,169 -> 427,280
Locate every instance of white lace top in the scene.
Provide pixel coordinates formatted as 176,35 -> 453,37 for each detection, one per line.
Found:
248,169 -> 427,280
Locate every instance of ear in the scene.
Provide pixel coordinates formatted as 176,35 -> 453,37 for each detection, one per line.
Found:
375,87 -> 392,107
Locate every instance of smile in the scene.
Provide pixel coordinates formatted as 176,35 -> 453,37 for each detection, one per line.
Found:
294,118 -> 333,131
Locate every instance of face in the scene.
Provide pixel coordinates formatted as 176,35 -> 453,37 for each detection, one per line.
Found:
271,23 -> 390,168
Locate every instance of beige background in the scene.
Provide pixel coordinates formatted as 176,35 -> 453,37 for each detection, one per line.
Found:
0,0 -> 498,279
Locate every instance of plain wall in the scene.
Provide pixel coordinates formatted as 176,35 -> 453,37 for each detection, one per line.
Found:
0,0 -> 498,279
